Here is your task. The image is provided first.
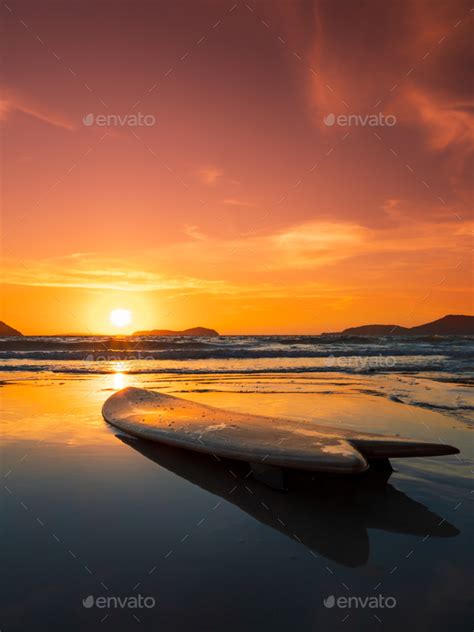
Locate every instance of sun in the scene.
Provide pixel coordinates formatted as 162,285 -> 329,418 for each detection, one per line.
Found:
109,308 -> 132,329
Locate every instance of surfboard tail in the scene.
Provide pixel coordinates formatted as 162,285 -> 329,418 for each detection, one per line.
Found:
349,438 -> 459,459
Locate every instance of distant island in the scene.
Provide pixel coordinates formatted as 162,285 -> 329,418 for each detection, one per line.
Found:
2,316 -> 472,338
0,321 -> 23,337
335,315 -> 473,337
132,327 -> 219,337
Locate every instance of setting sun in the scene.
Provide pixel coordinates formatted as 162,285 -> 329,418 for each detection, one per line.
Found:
109,309 -> 132,329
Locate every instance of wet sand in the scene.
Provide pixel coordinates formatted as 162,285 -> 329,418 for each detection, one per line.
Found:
1,371 -> 473,631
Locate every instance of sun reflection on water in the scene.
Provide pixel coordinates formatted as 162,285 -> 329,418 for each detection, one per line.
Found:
113,372 -> 126,390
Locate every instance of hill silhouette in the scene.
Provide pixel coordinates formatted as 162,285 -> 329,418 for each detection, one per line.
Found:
341,315 -> 473,337
0,321 -> 23,337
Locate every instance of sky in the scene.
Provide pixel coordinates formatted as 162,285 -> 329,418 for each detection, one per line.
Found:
1,0 -> 473,334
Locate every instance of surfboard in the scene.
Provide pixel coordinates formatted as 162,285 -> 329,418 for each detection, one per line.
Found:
102,387 -> 459,475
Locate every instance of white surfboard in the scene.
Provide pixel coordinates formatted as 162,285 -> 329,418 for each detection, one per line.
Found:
102,387 -> 459,474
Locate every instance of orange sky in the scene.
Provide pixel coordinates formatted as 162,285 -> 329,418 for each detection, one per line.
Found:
1,0 -> 473,334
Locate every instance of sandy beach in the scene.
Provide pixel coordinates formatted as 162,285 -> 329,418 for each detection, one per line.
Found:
2,367 -> 472,631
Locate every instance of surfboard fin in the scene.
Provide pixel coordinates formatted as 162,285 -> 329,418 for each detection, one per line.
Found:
367,458 -> 393,473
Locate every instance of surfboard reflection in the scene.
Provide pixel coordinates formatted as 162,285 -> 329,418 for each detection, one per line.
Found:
117,434 -> 459,568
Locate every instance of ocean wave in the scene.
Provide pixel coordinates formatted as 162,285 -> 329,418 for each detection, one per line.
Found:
0,343 -> 472,362
0,360 -> 466,375
1,334 -> 472,353
0,337 -> 216,352
0,335 -> 472,376
0,349 -> 461,362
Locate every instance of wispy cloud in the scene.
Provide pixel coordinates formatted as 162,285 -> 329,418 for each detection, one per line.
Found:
197,166 -> 241,188
1,255 -> 226,293
0,88 -> 74,130
397,86 -> 474,152
183,224 -> 207,241
3,215 -> 471,294
222,198 -> 255,207
197,166 -> 223,185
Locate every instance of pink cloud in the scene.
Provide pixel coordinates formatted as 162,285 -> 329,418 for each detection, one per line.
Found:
0,88 -> 74,130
